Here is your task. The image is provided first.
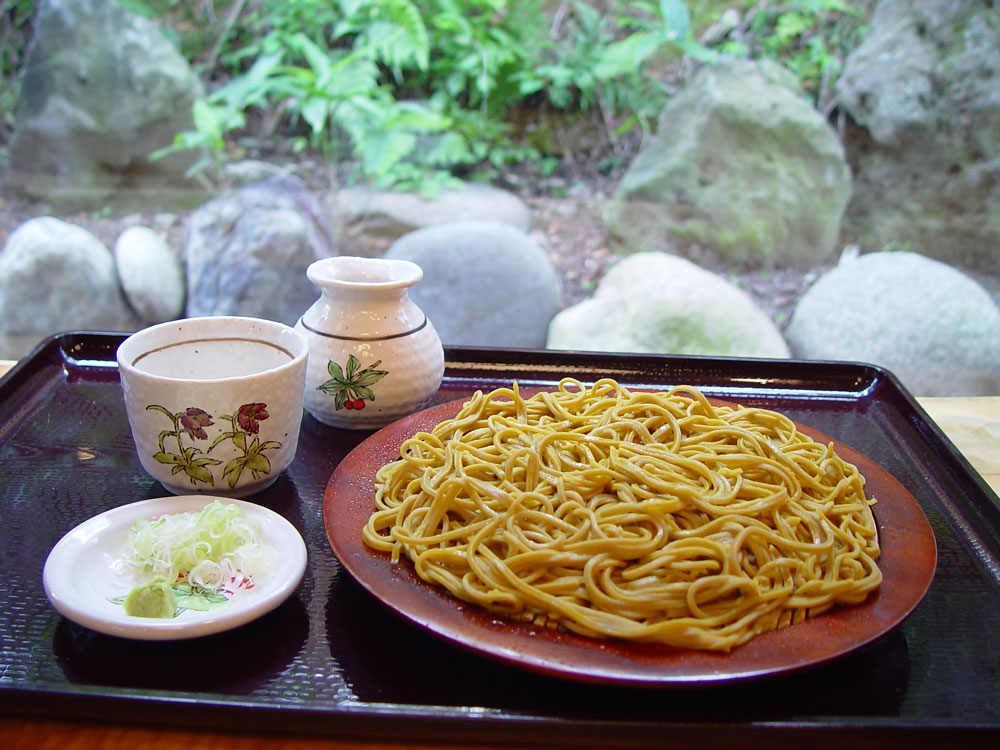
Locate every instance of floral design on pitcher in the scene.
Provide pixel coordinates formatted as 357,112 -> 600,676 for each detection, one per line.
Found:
147,402 -> 282,488
316,355 -> 388,411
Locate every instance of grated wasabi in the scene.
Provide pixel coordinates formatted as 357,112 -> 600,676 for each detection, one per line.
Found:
123,576 -> 176,618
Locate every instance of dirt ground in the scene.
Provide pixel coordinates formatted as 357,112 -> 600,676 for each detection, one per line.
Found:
526,191 -> 834,331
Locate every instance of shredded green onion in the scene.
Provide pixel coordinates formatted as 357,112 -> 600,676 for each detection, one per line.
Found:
124,500 -> 270,591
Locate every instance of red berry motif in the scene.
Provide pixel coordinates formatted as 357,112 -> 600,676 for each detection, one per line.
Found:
315,355 -> 388,412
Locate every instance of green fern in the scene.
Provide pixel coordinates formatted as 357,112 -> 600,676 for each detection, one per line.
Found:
151,1 -> 734,191
337,0 -> 431,75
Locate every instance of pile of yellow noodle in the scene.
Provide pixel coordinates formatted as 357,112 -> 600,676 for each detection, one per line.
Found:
362,378 -> 882,652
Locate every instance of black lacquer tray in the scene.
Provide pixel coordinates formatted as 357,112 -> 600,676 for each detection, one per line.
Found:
2,332 -> 999,748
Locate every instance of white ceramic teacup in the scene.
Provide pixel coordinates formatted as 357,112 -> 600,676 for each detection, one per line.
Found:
117,316 -> 309,498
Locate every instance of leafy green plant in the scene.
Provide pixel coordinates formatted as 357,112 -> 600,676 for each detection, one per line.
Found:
154,1 -> 720,189
752,1 -> 865,90
157,1 -> 459,189
523,1 -> 716,139
708,0 -> 869,108
4,1 -> 875,188
0,0 -> 36,141
115,0 -> 228,63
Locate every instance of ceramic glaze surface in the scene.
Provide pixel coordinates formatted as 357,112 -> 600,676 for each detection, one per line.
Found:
117,317 -> 309,497
296,256 -> 444,429
132,338 -> 293,379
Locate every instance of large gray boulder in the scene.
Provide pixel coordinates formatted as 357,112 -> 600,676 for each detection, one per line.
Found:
184,177 -> 336,326
0,217 -> 136,354
384,221 -> 560,348
836,0 -> 1000,271
787,251 -> 1000,396
336,183 -> 532,242
547,252 -> 790,358
5,0 -> 204,207
605,59 -> 851,268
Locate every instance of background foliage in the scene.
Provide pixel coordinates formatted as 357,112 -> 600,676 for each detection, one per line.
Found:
0,0 -> 872,190
0,0 -> 36,150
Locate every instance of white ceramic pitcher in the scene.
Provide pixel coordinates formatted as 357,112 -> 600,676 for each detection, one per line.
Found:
295,256 -> 444,429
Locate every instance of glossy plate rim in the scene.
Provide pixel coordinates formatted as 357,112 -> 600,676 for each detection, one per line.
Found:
323,394 -> 938,686
43,495 -> 308,641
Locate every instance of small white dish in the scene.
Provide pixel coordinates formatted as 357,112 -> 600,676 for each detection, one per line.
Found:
43,495 -> 307,640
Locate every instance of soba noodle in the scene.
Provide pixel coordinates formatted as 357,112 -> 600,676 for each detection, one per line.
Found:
362,378 -> 881,651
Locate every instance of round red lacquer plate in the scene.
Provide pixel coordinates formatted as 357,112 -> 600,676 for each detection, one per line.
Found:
323,396 -> 937,686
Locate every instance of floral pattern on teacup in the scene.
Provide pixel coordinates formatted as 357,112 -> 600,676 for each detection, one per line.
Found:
146,402 -> 281,489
